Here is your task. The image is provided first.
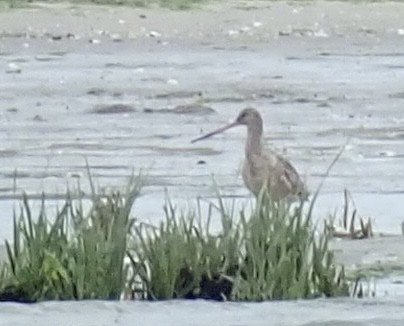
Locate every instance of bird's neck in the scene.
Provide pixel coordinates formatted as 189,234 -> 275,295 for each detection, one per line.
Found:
245,123 -> 263,159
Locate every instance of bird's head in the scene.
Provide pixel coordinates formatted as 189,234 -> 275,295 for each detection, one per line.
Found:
191,107 -> 262,143
236,108 -> 261,126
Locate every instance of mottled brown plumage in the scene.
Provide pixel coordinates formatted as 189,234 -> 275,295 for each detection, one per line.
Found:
192,108 -> 308,201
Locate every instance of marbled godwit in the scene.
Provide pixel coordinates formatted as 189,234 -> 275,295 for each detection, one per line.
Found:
192,108 -> 308,201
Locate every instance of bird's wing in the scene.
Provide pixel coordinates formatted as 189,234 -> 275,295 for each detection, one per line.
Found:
262,148 -> 307,197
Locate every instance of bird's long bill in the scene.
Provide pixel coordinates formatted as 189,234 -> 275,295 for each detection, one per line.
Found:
191,121 -> 239,143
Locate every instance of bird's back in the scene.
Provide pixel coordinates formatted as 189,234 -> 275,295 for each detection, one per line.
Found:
242,148 -> 308,201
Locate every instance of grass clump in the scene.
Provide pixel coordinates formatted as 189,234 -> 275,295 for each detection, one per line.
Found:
0,175 -> 352,302
233,193 -> 348,300
129,190 -> 350,301
0,175 -> 141,302
129,196 -> 241,300
327,189 -> 373,240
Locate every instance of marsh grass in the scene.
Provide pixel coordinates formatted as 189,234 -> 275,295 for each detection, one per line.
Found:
0,171 -> 353,302
232,193 -> 348,300
128,187 -> 350,301
0,141 -> 356,301
327,189 -> 373,240
128,194 -> 242,300
0,174 -> 141,302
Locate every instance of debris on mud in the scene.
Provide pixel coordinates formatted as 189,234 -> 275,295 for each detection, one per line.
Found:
87,88 -> 107,96
32,114 -> 46,122
90,104 -> 136,114
6,107 -> 18,113
327,189 -> 373,240
154,90 -> 203,99
143,104 -> 216,115
5,63 -> 21,74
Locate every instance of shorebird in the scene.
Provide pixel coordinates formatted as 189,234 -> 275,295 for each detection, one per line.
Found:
191,108 -> 308,202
